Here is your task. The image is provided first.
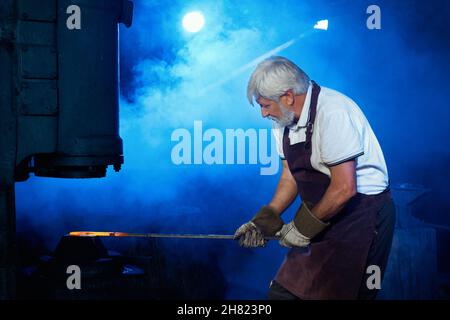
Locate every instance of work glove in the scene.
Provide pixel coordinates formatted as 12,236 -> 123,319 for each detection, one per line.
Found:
233,221 -> 266,248
276,202 -> 329,248
234,206 -> 284,248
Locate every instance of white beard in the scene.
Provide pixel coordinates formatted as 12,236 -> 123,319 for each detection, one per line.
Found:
271,102 -> 295,127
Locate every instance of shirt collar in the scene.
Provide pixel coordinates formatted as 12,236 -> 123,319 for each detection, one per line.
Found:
290,82 -> 312,131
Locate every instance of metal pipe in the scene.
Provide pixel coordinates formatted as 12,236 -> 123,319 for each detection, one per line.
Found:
69,231 -> 277,240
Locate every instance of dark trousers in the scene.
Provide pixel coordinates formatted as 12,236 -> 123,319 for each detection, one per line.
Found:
268,198 -> 396,300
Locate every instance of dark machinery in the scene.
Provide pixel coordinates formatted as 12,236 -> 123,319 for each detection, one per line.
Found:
0,0 -> 134,299
21,235 -> 152,300
19,234 -> 227,299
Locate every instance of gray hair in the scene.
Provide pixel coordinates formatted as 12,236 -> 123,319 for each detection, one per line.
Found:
247,56 -> 310,105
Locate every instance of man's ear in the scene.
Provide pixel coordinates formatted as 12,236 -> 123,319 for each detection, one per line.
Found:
281,89 -> 295,106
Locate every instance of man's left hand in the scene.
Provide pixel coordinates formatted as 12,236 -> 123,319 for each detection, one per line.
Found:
275,221 -> 310,248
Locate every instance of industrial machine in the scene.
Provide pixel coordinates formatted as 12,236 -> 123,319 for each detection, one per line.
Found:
0,0 -> 133,299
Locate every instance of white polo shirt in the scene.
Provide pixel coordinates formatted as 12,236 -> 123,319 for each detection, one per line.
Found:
272,83 -> 389,195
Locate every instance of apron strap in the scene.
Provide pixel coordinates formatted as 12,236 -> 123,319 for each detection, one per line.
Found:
305,81 -> 321,150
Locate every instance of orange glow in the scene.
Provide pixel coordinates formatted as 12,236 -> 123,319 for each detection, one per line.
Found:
69,231 -> 129,237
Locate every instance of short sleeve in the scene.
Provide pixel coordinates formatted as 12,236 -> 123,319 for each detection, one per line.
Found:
271,125 -> 285,160
319,110 -> 364,166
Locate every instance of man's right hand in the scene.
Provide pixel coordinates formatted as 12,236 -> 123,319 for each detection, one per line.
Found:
234,206 -> 284,248
233,221 -> 267,248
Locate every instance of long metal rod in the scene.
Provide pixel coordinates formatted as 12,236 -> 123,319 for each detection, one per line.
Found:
135,233 -> 237,239
69,231 -> 277,240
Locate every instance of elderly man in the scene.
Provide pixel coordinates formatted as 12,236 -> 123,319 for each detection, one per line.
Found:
234,56 -> 396,300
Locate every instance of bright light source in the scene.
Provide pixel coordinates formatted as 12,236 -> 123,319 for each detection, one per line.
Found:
314,19 -> 329,31
182,11 -> 205,33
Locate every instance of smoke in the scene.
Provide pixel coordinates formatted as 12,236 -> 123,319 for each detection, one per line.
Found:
15,0 -> 450,298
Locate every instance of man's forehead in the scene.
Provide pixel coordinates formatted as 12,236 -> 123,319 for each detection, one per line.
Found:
256,96 -> 273,105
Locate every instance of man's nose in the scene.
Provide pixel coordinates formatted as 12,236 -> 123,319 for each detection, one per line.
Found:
261,108 -> 269,118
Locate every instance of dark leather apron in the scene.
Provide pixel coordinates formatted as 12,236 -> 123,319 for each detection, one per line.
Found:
274,81 -> 392,299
